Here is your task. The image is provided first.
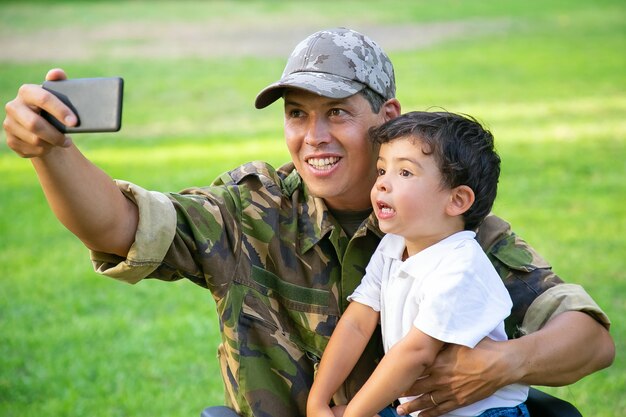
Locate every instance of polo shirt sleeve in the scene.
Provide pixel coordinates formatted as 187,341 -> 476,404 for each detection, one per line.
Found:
90,180 -> 177,284
348,246 -> 385,312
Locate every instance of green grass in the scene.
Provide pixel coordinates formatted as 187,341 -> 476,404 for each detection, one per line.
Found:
1,1 -> 625,416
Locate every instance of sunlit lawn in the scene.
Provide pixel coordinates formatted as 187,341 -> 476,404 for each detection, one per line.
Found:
1,1 -> 624,416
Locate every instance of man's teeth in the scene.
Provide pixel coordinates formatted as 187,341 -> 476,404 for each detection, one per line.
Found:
307,157 -> 339,170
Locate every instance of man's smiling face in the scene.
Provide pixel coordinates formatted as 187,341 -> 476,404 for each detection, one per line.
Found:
283,89 -> 387,211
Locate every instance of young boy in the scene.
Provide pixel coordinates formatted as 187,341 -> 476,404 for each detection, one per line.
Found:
307,111 -> 529,417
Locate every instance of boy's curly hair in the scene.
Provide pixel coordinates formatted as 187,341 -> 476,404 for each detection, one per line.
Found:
369,111 -> 500,230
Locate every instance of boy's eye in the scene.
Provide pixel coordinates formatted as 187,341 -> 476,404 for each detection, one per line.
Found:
377,168 -> 385,176
400,169 -> 412,177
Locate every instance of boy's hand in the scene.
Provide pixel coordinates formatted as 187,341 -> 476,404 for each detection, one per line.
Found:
307,400 -> 341,417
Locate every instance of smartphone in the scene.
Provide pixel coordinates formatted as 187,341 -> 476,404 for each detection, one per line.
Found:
41,77 -> 124,133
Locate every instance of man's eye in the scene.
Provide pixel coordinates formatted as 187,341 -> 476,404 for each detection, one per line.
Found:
288,109 -> 303,118
329,108 -> 344,117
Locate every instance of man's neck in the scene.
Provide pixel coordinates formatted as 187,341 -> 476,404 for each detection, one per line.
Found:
329,207 -> 373,238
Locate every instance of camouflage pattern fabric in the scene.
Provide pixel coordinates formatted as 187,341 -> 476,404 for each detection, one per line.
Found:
135,161 -> 578,417
255,27 -> 395,109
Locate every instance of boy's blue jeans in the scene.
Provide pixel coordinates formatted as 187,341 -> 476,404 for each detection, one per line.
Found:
377,402 -> 529,417
377,407 -> 401,417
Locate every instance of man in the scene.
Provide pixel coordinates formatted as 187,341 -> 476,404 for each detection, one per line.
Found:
3,28 -> 614,417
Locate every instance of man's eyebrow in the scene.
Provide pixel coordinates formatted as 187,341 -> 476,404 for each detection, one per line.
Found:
326,99 -> 349,107
283,98 -> 300,107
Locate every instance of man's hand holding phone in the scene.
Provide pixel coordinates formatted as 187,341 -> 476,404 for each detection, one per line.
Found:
4,69 -> 124,158
4,68 -> 138,257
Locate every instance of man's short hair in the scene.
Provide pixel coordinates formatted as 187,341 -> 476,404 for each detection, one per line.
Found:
359,87 -> 386,114
369,111 -> 501,230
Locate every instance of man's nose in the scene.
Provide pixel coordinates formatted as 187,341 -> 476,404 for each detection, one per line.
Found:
304,116 -> 331,147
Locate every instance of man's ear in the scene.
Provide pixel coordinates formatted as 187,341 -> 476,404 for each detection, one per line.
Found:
382,98 -> 401,122
446,185 -> 475,216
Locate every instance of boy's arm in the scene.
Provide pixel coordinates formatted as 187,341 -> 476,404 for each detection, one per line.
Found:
307,302 -> 380,417
344,327 -> 444,417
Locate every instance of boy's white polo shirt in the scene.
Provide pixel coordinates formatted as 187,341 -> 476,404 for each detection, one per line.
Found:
349,231 -> 528,416
350,230 -> 512,350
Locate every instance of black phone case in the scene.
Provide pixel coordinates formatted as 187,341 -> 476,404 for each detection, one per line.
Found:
41,77 -> 124,133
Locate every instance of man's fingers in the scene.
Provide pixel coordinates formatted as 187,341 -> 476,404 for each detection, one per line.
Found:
4,98 -> 71,157
45,68 -> 68,82
396,394 -> 433,415
41,68 -> 77,130
20,83 -> 77,131
397,401 -> 455,417
396,394 -> 456,417
5,129 -> 54,158
7,86 -> 73,145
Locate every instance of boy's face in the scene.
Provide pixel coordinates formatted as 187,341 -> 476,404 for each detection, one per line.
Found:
283,89 -> 385,211
371,137 -> 457,254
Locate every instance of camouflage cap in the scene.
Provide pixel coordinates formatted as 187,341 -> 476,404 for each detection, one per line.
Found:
255,27 -> 396,109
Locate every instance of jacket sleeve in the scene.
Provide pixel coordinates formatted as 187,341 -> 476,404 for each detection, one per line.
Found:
90,180 -> 177,284
476,214 -> 610,338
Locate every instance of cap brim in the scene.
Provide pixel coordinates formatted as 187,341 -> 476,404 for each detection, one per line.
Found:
254,72 -> 365,109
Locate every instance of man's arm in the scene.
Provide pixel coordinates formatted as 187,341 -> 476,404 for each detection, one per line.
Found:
510,310 -> 614,386
395,213 -> 615,417
344,327 -> 444,417
307,302 -> 379,417
4,69 -> 138,257
397,311 -> 614,417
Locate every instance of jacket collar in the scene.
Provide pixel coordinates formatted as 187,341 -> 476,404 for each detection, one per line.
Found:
278,163 -> 382,255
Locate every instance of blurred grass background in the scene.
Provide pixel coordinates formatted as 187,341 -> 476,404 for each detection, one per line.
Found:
0,1 -> 624,416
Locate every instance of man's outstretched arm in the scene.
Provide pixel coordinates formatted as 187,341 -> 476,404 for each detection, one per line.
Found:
4,69 -> 138,257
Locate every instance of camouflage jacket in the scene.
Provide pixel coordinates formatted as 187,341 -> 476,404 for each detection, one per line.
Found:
92,161 -> 609,417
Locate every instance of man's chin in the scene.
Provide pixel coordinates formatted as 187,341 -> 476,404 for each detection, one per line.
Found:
306,184 -> 339,200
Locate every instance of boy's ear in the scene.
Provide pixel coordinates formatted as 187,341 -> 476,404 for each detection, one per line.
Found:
446,185 -> 475,216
